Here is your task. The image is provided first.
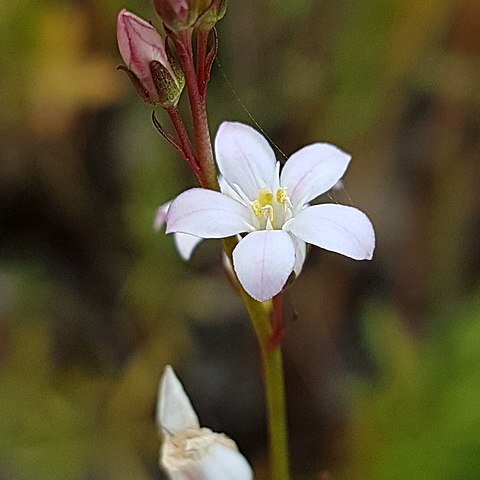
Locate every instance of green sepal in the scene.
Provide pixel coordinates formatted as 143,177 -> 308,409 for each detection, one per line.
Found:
150,60 -> 185,108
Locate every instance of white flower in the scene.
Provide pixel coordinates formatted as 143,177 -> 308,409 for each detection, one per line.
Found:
158,365 -> 253,480
160,122 -> 375,302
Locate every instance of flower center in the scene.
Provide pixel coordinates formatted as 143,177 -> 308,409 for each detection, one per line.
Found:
251,187 -> 292,229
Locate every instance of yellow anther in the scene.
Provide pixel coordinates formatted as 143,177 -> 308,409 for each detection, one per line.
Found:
252,187 -> 288,229
276,188 -> 287,204
257,188 -> 273,206
252,200 -> 263,217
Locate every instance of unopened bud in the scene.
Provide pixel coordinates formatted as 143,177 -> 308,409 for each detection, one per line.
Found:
196,0 -> 227,30
153,0 -> 199,32
154,0 -> 227,32
116,9 -> 184,107
157,365 -> 253,480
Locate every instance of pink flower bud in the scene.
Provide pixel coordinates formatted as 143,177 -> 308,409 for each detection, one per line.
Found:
116,9 -> 184,106
196,0 -> 227,30
153,0 -> 198,31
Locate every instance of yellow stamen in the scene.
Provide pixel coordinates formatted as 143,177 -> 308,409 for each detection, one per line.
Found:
251,187 -> 290,229
258,188 -> 273,206
276,188 -> 286,204
252,200 -> 262,217
262,205 -> 274,223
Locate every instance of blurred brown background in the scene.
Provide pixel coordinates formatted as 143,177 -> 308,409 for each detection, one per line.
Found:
1,0 -> 480,479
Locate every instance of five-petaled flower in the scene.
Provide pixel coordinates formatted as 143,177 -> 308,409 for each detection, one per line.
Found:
158,365 -> 253,480
158,122 -> 375,302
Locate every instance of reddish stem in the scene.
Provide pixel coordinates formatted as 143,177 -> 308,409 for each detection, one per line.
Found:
269,293 -> 286,349
151,111 -> 184,155
196,29 -> 210,99
166,106 -> 201,178
175,30 -> 217,189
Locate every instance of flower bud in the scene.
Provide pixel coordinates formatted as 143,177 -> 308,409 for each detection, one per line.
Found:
116,9 -> 184,107
196,0 -> 227,30
153,0 -> 199,32
157,365 -> 253,480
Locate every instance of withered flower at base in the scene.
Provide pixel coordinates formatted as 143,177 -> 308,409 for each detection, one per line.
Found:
157,365 -> 253,480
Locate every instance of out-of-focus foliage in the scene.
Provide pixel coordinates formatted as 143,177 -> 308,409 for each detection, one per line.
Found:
344,295 -> 480,480
1,0 -> 480,479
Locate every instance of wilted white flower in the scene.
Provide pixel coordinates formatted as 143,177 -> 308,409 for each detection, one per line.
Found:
157,365 -> 253,480
160,122 -> 375,302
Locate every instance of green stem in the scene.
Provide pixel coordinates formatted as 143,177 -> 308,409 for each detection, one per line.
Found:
224,238 -> 290,480
262,343 -> 289,480
244,292 -> 290,480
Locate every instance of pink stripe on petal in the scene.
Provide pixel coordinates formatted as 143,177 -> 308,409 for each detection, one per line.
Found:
233,230 -> 295,302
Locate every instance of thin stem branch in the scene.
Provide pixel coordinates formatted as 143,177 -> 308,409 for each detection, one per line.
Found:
151,111 -> 184,155
166,106 -> 201,175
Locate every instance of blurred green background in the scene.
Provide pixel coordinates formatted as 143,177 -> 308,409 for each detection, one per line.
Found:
1,0 -> 480,478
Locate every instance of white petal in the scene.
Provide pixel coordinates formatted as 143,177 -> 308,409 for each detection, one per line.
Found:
218,175 -> 245,204
291,234 -> 307,277
195,442 -> 253,480
215,122 -> 277,199
280,143 -> 351,207
166,188 -> 251,238
233,230 -> 296,302
162,430 -> 253,480
174,233 -> 203,261
157,365 -> 200,436
286,204 -> 375,260
154,201 -> 171,231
